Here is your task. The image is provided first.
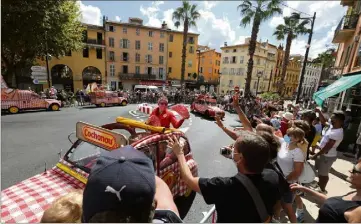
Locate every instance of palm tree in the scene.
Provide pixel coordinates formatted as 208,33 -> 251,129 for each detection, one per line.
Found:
173,1 -> 200,93
273,12 -> 310,96
238,0 -> 282,97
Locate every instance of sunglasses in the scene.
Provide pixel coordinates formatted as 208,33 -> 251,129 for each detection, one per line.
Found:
159,102 -> 168,106
351,166 -> 361,174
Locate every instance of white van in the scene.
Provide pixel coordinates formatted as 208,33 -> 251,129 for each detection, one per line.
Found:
134,85 -> 160,93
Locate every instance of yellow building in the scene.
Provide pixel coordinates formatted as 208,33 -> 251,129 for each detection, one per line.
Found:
167,30 -> 199,88
104,18 -> 169,90
39,24 -> 106,91
219,38 -> 278,94
284,57 -> 301,97
196,46 -> 221,82
271,48 -> 301,98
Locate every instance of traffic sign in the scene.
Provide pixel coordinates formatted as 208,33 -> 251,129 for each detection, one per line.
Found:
33,79 -> 39,84
31,71 -> 47,77
31,66 -> 46,72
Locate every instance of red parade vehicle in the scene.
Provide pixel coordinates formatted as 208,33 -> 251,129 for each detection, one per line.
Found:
191,95 -> 225,119
1,117 -> 197,223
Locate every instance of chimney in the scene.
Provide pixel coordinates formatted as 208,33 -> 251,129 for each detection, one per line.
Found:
161,21 -> 168,29
224,42 -> 227,47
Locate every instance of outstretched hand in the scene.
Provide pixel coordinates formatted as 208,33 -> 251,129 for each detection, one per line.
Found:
289,183 -> 306,192
167,136 -> 183,156
232,94 -> 240,108
215,115 -> 224,129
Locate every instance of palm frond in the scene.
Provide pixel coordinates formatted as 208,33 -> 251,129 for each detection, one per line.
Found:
237,0 -> 252,11
174,21 -> 181,28
240,15 -> 253,27
188,20 -> 197,28
273,25 -> 286,40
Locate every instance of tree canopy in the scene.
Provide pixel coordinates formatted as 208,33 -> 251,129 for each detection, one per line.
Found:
2,0 -> 85,86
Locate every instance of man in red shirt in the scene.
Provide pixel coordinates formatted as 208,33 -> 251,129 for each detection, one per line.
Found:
280,112 -> 294,136
147,97 -> 189,128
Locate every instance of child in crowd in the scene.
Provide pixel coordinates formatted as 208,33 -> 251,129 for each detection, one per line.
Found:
310,117 -> 323,155
40,190 -> 83,223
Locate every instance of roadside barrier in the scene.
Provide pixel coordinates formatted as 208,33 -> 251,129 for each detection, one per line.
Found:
138,103 -> 153,114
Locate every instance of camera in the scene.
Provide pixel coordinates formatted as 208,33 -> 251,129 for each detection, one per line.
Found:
220,147 -> 232,156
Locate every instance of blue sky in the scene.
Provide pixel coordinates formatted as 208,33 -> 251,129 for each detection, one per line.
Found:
79,1 -> 346,58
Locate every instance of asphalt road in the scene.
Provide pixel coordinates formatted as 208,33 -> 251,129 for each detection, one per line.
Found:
1,104 -> 242,222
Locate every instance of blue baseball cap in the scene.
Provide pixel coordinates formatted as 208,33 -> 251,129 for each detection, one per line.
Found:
82,145 -> 156,222
270,118 -> 281,130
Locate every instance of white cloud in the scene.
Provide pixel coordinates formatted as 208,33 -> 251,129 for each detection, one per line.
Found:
140,1 -> 174,29
77,1 -> 102,26
233,36 -> 248,45
115,16 -> 121,21
203,1 -> 219,10
291,25 -> 337,58
139,1 -> 236,48
269,16 -> 284,28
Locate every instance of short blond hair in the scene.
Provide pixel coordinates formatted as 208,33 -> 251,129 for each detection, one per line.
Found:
41,190 -> 83,223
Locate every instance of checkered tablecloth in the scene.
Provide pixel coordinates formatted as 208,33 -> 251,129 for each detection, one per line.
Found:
134,133 -> 198,196
1,167 -> 85,223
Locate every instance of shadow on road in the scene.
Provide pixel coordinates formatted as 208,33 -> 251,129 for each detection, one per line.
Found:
1,109 -> 58,116
190,111 -> 215,122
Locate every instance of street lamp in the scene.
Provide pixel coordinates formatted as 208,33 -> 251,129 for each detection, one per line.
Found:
296,12 -> 317,103
45,53 -> 52,88
256,71 -> 262,95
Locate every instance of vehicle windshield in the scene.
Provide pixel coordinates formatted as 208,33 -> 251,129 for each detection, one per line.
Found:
66,140 -> 104,172
206,101 -> 217,106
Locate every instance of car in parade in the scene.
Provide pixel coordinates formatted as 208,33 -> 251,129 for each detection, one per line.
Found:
89,90 -> 128,107
191,94 -> 225,119
1,117 -> 198,223
1,83 -> 62,114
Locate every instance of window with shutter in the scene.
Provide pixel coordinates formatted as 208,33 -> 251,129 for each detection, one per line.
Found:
120,40 -> 123,48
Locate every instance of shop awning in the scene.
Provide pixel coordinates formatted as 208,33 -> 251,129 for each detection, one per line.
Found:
313,73 -> 361,106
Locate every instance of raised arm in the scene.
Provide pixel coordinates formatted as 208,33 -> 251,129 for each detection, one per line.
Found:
233,94 -> 252,132
215,116 -> 238,140
315,108 -> 327,126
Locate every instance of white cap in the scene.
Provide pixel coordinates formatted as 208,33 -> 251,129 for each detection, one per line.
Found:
283,112 -> 294,121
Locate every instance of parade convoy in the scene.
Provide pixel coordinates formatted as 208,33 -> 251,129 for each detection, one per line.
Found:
1,117 -> 198,223
191,95 -> 225,119
1,75 -> 62,114
86,82 -> 128,107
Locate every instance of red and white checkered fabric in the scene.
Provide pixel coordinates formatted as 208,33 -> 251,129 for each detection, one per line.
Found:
133,133 -> 198,196
1,166 -> 85,223
1,89 -> 60,110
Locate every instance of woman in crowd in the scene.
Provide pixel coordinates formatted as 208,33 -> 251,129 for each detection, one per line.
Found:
291,159 -> 361,223
276,127 -> 308,222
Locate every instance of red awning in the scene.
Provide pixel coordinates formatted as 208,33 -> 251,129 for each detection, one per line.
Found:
139,80 -> 168,86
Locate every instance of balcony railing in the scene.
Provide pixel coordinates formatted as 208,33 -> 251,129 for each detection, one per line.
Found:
329,66 -> 344,77
119,73 -> 157,80
332,14 -> 359,43
84,38 -> 105,45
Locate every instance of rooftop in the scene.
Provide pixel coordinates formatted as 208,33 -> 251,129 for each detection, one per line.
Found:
105,19 -> 199,36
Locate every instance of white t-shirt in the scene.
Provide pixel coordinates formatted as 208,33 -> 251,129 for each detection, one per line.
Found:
277,142 -> 305,183
319,126 -> 344,157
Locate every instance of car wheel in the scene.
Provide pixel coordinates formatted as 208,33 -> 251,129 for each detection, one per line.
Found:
50,104 -> 59,111
9,106 -> 19,114
121,100 -> 127,106
100,102 -> 106,107
174,190 -> 196,219
205,110 -> 209,117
